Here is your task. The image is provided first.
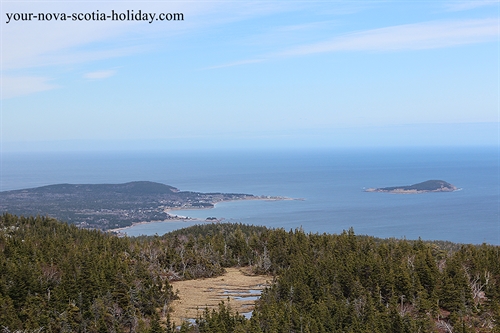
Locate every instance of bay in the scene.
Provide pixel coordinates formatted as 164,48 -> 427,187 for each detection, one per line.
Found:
1,147 -> 498,245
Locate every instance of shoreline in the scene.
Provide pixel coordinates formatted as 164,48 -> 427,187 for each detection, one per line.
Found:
163,195 -> 299,213
364,180 -> 459,194
364,188 -> 460,194
108,196 -> 300,234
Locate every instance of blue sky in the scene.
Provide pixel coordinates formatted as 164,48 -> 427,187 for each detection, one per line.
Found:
1,1 -> 498,151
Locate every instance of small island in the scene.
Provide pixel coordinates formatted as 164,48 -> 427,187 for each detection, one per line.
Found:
365,180 -> 458,194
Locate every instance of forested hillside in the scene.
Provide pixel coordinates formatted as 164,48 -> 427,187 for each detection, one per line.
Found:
0,214 -> 174,332
1,214 -> 499,332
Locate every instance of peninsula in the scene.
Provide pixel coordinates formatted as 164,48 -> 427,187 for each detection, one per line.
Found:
0,181 -> 284,230
365,180 -> 458,194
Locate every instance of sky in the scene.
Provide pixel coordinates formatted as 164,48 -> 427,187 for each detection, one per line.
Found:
1,0 -> 499,152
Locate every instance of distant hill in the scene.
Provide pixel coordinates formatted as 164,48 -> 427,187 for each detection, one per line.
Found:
365,180 -> 458,193
0,181 -> 262,229
18,181 -> 179,195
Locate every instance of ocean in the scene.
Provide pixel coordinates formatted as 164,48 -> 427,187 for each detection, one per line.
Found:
1,147 -> 498,245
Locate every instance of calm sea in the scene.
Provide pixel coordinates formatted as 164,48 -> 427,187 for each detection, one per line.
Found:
1,147 -> 498,245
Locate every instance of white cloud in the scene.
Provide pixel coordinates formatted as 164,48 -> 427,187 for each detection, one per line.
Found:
0,1 -> 297,101
1,76 -> 58,99
0,1 -> 308,72
210,18 -> 499,69
444,1 -> 498,12
83,70 -> 116,80
0,1 -> 216,71
276,18 -> 498,56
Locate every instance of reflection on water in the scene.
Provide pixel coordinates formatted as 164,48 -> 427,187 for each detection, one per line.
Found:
242,311 -> 252,319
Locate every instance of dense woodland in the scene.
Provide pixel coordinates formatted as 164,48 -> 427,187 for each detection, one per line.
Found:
1,214 -> 499,332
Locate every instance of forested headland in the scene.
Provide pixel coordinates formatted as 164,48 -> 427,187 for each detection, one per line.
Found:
1,214 -> 499,332
0,182 -> 275,230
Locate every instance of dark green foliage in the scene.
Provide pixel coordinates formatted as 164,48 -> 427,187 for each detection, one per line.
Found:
2,215 -> 499,332
195,301 -> 248,333
0,213 -> 174,332
150,314 -> 165,333
375,179 -> 456,192
157,223 -> 499,333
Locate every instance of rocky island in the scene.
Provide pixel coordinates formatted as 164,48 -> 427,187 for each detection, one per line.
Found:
0,181 -> 284,230
365,180 -> 458,194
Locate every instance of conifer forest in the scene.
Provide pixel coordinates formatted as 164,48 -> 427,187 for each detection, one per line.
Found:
1,214 -> 499,332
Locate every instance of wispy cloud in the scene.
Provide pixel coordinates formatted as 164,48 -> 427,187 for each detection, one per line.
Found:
0,1 -> 216,71
212,18 -> 498,68
240,20 -> 340,49
279,18 -> 498,55
83,70 -> 117,80
444,1 -> 498,12
1,76 -> 58,99
0,1 -> 215,98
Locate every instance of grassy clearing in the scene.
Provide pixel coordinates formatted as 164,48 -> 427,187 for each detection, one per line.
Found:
169,267 -> 271,325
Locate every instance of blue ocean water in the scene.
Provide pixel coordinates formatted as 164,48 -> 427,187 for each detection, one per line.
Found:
1,147 -> 498,245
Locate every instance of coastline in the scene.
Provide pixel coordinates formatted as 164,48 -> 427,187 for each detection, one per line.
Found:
364,188 -> 459,194
108,196 -> 299,234
364,180 -> 459,194
162,195 -> 299,213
